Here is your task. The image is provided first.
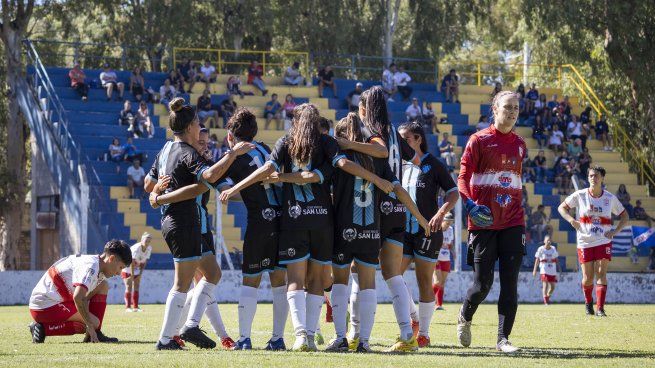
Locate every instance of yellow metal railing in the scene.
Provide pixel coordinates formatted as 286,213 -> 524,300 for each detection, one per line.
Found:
173,47 -> 310,79
437,61 -> 562,87
559,64 -> 654,191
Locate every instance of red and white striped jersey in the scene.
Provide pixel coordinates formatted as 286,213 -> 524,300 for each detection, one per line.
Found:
438,226 -> 454,261
564,189 -> 625,249
535,245 -> 559,276
122,243 -> 152,276
29,255 -> 106,310
458,124 -> 527,230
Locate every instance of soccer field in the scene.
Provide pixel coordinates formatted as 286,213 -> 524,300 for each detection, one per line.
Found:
1,303 -> 654,367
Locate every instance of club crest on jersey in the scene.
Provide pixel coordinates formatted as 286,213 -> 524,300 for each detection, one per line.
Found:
288,202 -> 302,219
591,216 -> 601,226
496,193 -> 512,207
261,258 -> 271,267
343,228 -> 357,242
421,164 -> 431,174
380,201 -> 393,215
498,173 -> 513,188
262,208 -> 276,221
287,248 -> 296,257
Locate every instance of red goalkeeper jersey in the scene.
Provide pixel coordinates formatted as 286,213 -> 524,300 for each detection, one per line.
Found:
458,124 -> 527,231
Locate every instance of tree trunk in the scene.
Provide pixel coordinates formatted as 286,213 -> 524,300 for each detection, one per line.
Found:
383,0 -> 401,67
0,27 -> 28,271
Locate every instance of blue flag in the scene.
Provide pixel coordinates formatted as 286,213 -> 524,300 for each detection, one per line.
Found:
633,226 -> 655,248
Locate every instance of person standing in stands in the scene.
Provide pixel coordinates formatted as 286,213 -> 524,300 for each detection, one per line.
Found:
393,65 -> 413,101
68,61 -> 88,101
318,65 -> 337,98
456,91 -> 527,353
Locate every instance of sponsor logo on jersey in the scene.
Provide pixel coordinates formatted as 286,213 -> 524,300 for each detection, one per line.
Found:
590,226 -> 604,234
589,204 -> 604,213
421,164 -> 431,174
288,202 -> 302,219
287,248 -> 296,257
496,193 -> 512,207
498,173 -> 513,188
343,228 -> 357,242
591,216 -> 601,226
380,201 -> 393,215
261,258 -> 271,267
604,198 -> 609,206
302,206 -> 328,216
262,208 -> 277,221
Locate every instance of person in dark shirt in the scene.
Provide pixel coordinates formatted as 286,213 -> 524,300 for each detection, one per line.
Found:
218,103 -> 395,352
318,65 -> 337,98
177,58 -> 196,93
397,122 -> 458,348
196,89 -> 219,128
220,95 -> 238,128
326,113 -> 428,353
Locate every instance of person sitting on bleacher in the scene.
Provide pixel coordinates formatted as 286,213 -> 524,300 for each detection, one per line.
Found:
476,115 -> 490,131
347,82 -> 363,112
177,58 -> 197,93
393,65 -> 412,101
422,101 -> 436,133
439,132 -> 457,169
158,78 -> 177,111
526,83 -> 539,114
567,138 -> 583,159
440,69 -> 459,103
118,100 -> 138,136
129,67 -> 146,103
284,61 -> 304,86
382,63 -> 397,101
559,95 -> 572,118
247,60 -> 268,96
553,151 -> 571,195
68,61 -> 88,101
490,82 -> 502,100
136,101 -> 154,138
405,97 -> 422,122
282,94 -> 297,130
123,137 -> 145,163
126,159 -> 145,199
533,150 -> 547,183
220,94 -> 237,128
227,76 -> 245,98
548,124 -> 565,152
634,200 -> 654,227
199,59 -> 217,90
530,205 -> 553,242
108,138 -> 124,163
264,93 -> 282,130
197,89 -> 219,128
616,184 -> 634,219
318,65 -> 337,98
100,63 -> 125,101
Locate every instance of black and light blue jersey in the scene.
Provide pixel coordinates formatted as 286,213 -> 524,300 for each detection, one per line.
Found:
268,134 -> 345,230
402,153 -> 457,234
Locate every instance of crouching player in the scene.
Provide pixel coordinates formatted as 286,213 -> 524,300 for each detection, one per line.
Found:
28,240 -> 132,343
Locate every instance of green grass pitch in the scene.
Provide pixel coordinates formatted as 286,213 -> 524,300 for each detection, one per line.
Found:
1,303 -> 654,367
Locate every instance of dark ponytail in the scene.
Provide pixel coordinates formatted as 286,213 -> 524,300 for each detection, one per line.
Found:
398,122 -> 427,153
168,97 -> 196,134
360,86 -> 390,143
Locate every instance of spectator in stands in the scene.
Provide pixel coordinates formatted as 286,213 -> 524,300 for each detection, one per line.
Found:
226,76 -> 245,98
100,63 -> 124,101
567,115 -> 582,141
616,184 -> 634,218
393,65 -> 412,101
123,137 -> 145,163
535,94 -> 547,118
523,154 -> 536,183
284,61 -> 304,86
532,115 -> 547,149
439,132 -> 456,169
491,82 -> 502,99
247,60 -> 268,96
634,200 -> 654,227
220,94 -> 237,128
282,93 -> 296,121
516,83 -> 526,99
167,69 -> 185,94
567,138 -> 583,159
347,82 -> 364,112
199,59 -> 217,89
526,83 -> 539,114
476,115 -> 489,131
129,67 -> 146,102
405,97 -> 422,122
530,205 -> 553,242
108,138 -> 124,163
534,149 -> 547,183
177,58 -> 196,93
197,89 -> 219,128
422,101 -> 436,133
382,63 -> 397,101
548,124 -> 564,151
265,93 -> 282,130
209,134 -> 221,162
158,78 -> 177,111
547,94 -> 559,111
522,185 -> 532,216
68,61 -> 88,101
318,65 -> 337,98
595,118 -> 612,151
580,106 -> 592,124
136,101 -> 154,138
441,69 -> 460,103
553,152 -> 570,195
559,95 -> 572,117
118,100 -> 136,133
578,147 -> 592,180
126,159 -> 145,199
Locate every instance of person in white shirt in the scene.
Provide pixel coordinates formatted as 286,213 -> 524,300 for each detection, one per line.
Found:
199,59 -> 217,89
159,78 -> 178,110
382,63 -> 397,101
127,159 -> 146,199
284,61 -> 304,86
405,98 -> 423,121
99,63 -> 125,101
557,166 -> 629,317
532,235 -> 559,305
548,124 -> 564,151
28,240 -> 132,343
433,213 -> 456,310
393,65 -> 413,101
122,233 -> 153,312
567,115 -> 582,141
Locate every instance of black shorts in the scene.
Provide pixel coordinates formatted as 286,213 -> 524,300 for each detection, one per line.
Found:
279,229 -> 333,265
381,222 -> 405,248
403,231 -> 443,262
332,227 -> 381,269
466,225 -> 526,266
242,228 -> 283,276
201,232 -> 216,256
161,214 -> 202,262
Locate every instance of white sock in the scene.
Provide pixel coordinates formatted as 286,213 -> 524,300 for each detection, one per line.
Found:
272,286 -> 288,341
348,273 -> 361,339
287,290 -> 306,336
330,284 -> 349,339
205,298 -> 228,338
237,286 -> 258,341
159,290 -> 187,344
407,286 -> 418,322
184,279 -> 216,328
175,290 -> 194,334
386,275 -> 413,340
418,302 -> 434,338
306,293 -> 323,337
358,289 -> 377,343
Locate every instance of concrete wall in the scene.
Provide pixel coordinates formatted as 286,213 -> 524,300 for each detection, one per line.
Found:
2,271 -> 654,305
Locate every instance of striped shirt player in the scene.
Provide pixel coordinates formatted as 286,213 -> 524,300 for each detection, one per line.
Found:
562,189 -> 625,264
534,245 -> 559,282
437,225 -> 454,272
121,242 -> 153,278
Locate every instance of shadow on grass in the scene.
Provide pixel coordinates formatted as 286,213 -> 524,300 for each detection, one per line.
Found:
397,345 -> 655,359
